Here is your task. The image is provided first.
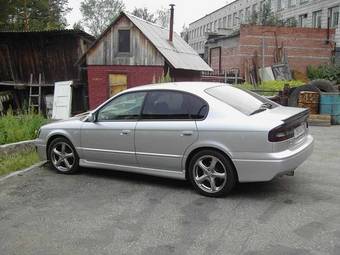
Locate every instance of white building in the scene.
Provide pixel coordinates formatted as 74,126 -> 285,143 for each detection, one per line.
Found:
188,0 -> 340,56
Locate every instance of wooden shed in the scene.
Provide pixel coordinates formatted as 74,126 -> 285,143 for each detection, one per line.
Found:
84,11 -> 212,109
0,29 -> 95,114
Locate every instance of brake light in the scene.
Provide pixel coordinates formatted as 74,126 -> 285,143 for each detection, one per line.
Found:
268,124 -> 294,142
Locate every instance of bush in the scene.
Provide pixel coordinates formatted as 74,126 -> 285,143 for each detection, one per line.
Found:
307,64 -> 340,83
236,80 -> 305,95
0,111 -> 47,145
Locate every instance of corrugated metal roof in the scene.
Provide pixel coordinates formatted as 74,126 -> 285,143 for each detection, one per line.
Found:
0,29 -> 95,42
125,12 -> 212,72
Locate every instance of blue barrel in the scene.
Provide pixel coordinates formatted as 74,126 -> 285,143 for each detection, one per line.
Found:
320,92 -> 340,125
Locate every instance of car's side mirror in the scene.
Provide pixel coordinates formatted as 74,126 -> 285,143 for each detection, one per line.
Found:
87,112 -> 96,122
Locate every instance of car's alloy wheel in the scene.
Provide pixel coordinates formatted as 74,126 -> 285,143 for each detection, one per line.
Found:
49,138 -> 79,174
189,150 -> 236,197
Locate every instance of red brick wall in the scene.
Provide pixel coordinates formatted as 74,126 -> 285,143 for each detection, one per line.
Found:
209,25 -> 336,78
239,25 -> 335,76
87,65 -> 163,109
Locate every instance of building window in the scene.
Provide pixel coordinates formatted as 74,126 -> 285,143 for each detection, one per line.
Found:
288,0 -> 296,8
277,0 -> 283,10
252,3 -> 258,14
260,1 -> 266,11
214,20 -> 217,31
286,17 -> 296,26
223,17 -> 227,28
312,10 -> 322,28
228,15 -> 232,27
298,14 -> 308,27
245,7 -> 251,20
218,18 -> 222,29
118,30 -> 130,53
239,10 -> 244,24
233,12 -> 237,26
329,6 -> 339,28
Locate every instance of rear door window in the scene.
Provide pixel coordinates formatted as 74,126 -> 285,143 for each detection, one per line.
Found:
141,91 -> 208,120
205,85 -> 278,115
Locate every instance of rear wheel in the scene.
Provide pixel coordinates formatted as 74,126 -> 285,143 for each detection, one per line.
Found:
48,137 -> 79,174
188,150 -> 236,197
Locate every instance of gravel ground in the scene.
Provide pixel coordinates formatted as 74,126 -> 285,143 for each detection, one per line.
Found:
0,126 -> 340,255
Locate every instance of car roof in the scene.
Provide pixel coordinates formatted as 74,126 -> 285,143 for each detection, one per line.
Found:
126,82 -> 228,94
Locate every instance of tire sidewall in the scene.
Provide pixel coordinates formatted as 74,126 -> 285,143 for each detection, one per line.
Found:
188,150 -> 236,197
48,137 -> 79,174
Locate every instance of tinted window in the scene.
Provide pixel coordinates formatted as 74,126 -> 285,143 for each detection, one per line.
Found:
205,85 -> 278,115
142,91 -> 208,120
97,92 -> 146,121
118,30 -> 130,52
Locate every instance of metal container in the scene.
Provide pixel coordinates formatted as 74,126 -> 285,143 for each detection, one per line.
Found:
320,92 -> 340,125
298,91 -> 319,115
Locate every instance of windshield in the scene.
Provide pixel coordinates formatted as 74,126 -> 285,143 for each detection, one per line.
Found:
205,85 -> 278,115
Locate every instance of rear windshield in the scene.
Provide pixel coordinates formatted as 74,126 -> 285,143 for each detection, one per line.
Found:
205,85 -> 278,115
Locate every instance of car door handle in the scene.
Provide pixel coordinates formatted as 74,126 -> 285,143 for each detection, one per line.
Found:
120,130 -> 131,135
181,131 -> 193,136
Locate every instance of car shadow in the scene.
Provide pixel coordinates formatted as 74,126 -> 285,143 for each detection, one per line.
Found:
77,167 -> 292,199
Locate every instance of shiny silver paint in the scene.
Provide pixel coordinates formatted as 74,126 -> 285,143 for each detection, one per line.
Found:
35,82 -> 314,182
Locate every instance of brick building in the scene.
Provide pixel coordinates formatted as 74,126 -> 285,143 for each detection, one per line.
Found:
206,25 -> 335,77
188,0 -> 339,57
83,10 -> 212,110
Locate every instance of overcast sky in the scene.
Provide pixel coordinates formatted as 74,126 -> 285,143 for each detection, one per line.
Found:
66,0 -> 230,34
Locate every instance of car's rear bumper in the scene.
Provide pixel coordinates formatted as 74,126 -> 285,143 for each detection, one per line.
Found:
35,139 -> 47,161
233,134 -> 314,182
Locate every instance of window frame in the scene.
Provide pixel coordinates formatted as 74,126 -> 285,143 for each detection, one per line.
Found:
94,91 -> 147,122
139,90 -> 209,121
312,10 -> 322,28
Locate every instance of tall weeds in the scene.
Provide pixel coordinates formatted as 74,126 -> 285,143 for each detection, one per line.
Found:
0,110 -> 47,145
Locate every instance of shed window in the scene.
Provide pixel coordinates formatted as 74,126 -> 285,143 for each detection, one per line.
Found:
118,30 -> 130,53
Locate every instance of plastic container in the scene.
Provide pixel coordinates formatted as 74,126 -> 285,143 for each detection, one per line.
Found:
320,92 -> 340,125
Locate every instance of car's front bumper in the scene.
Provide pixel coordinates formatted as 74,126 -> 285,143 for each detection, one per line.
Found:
35,139 -> 47,161
233,134 -> 314,182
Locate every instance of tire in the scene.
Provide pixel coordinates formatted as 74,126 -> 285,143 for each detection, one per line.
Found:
188,150 -> 237,197
48,137 -> 79,174
288,84 -> 320,107
310,79 -> 337,92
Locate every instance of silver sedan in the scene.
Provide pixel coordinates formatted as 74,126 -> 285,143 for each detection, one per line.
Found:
35,82 -> 314,197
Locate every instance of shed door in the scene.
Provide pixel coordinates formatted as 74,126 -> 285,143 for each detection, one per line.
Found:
52,81 -> 73,120
109,74 -> 127,97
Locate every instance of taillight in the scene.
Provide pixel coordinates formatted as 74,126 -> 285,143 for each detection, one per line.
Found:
268,124 -> 294,142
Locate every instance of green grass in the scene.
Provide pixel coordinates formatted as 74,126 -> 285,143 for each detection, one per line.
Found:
0,111 -> 47,145
0,149 -> 40,176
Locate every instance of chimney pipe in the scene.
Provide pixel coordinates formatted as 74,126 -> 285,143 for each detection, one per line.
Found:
169,4 -> 175,42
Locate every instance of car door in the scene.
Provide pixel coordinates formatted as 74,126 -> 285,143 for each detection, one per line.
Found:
135,90 -> 208,172
80,91 -> 146,166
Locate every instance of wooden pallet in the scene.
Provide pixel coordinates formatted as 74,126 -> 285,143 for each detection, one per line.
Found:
308,114 -> 331,126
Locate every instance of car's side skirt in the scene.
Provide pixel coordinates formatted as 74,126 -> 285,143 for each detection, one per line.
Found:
79,159 -> 186,180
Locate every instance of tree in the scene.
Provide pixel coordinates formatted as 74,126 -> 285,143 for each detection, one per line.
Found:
156,7 -> 169,28
47,0 -> 72,29
80,0 -> 125,37
73,21 -> 84,30
248,1 -> 284,27
0,0 -> 70,31
132,7 -> 156,23
180,24 -> 189,42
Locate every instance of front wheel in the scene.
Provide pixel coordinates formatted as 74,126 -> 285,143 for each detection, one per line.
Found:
48,137 -> 79,174
188,150 -> 237,197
